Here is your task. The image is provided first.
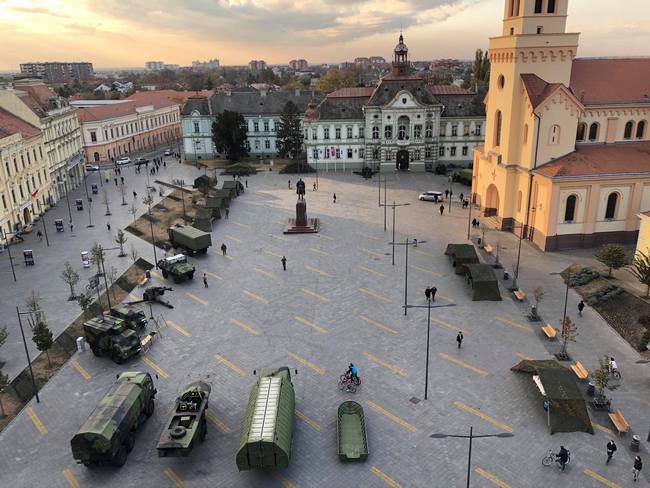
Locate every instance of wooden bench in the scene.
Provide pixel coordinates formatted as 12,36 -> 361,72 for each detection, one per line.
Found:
513,289 -> 526,301
541,324 -> 557,340
570,361 -> 589,380
608,410 -> 629,435
484,244 -> 494,253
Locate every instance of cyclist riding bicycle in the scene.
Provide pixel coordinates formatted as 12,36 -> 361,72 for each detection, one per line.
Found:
556,446 -> 569,471
346,363 -> 359,382
609,357 -> 619,376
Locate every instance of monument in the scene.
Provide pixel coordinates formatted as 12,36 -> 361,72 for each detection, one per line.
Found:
283,179 -> 319,234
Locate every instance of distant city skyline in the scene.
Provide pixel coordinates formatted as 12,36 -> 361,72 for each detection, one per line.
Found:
1,0 -> 648,71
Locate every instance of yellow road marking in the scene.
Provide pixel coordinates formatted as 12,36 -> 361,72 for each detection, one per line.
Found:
231,319 -> 261,335
202,270 -> 223,281
214,354 -> 246,376
431,317 -> 467,334
225,234 -> 242,243
26,406 -> 48,434
151,271 -> 163,280
475,467 -> 511,488
253,267 -> 275,279
63,469 -> 80,488
295,409 -> 321,431
166,320 -> 192,337
366,401 -> 417,433
301,288 -> 330,302
357,247 -> 385,259
369,467 -> 402,488
359,315 -> 397,334
593,422 -> 614,436
295,316 -> 329,333
232,221 -> 250,228
271,234 -> 288,241
309,247 -> 332,256
583,469 -> 621,488
364,352 -> 406,377
439,353 -> 489,377
413,249 -> 433,257
142,356 -> 170,379
359,265 -> 385,277
71,360 -> 92,380
358,233 -> 381,241
453,401 -> 513,433
274,472 -> 297,488
495,316 -> 533,332
264,249 -> 283,258
305,265 -> 332,277
287,351 -> 325,375
163,467 -> 187,488
319,234 -> 334,241
515,352 -> 533,360
206,410 -> 231,433
243,289 -> 270,304
186,292 -> 208,306
410,265 -> 441,277
359,288 -> 392,303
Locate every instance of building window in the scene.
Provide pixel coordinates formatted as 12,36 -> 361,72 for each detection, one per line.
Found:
547,0 -> 556,13
498,75 -> 505,90
425,147 -> 432,158
588,123 -> 599,141
565,195 -> 577,222
451,125 -> 458,136
335,128 -> 341,140
385,125 -> 393,139
110,128 -> 114,138
605,193 -> 618,220
347,148 -> 353,158
414,149 -> 421,161
494,110 -> 502,146
359,148 -> 364,158
264,121 -> 269,132
93,152 -> 100,162
265,140 -> 270,149
439,146 -> 445,156
372,126 -> 380,139
624,121 -> 634,139
534,0 -> 542,13
4,162 -> 9,176
450,147 -> 457,156
475,123 -> 482,135
254,140 -> 260,149
425,124 -> 433,138
313,149 -> 318,159
324,128 -> 330,140
398,125 -> 407,140
414,125 -> 422,139
1,194 -> 5,209
536,26 -> 543,34
462,146 -> 468,156
372,148 -> 380,159
90,131 -> 97,142
347,127 -> 353,139
576,123 -> 586,141
549,124 -> 560,145
193,122 -> 200,134
359,126 -> 364,138
312,128 -> 317,140
637,121 -> 647,139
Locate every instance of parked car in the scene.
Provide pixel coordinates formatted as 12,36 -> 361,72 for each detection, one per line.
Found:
164,149 -> 172,156
85,164 -> 99,172
418,191 -> 443,202
116,157 -> 131,165
135,157 -> 149,164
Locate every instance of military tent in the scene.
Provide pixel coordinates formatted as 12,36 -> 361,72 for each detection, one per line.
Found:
445,244 -> 479,275
465,264 -> 501,301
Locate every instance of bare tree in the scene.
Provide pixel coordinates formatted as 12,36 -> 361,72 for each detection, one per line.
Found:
107,266 -> 119,301
90,242 -> 105,276
129,201 -> 139,225
101,189 -> 111,216
0,370 -> 8,417
592,356 -> 611,398
560,316 -> 578,356
25,291 -> 45,329
60,261 -> 80,300
129,244 -> 139,263
115,229 -> 128,257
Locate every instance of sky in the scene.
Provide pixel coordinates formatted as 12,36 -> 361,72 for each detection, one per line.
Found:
1,0 -> 649,70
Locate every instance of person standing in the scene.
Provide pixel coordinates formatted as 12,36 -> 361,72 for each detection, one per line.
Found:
114,177 -> 118,186
445,189 -> 449,199
288,180 -> 291,189
333,193 -> 337,203
120,176 -> 124,185
633,456 -> 642,482
313,182 -> 317,191
456,331 -> 464,348
439,204 -> 445,215
578,300 -> 585,316
221,243 -> 227,256
245,180 -> 248,188
281,256 -> 287,271
225,208 -> 229,219
106,222 -> 111,232
203,273 -> 208,288
606,440 -> 617,464
133,191 -> 137,199
37,230 -> 43,241
70,222 -> 74,233
425,287 -> 431,301
430,285 -> 437,301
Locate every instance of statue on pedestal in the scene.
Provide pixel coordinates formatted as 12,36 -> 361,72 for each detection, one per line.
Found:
296,179 -> 305,200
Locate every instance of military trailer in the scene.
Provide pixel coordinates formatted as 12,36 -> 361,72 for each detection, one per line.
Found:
168,225 -> 212,256
109,304 -> 147,330
157,381 -> 211,457
236,367 -> 295,471
157,254 -> 195,282
84,316 -> 141,363
71,372 -> 157,467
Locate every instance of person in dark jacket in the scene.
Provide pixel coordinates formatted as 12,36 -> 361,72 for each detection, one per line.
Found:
430,286 -> 437,301
221,243 -> 227,256
281,256 -> 287,271
634,456 -> 643,482
456,331 -> 464,348
425,287 -> 431,301
578,300 -> 585,316
556,446 -> 569,471
606,440 -> 617,464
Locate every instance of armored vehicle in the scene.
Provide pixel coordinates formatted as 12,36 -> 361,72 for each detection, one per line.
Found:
84,315 -> 141,363
157,381 -> 211,457
109,304 -> 147,330
71,372 -> 157,467
236,367 -> 295,471
157,254 -> 195,282
168,225 -> 211,256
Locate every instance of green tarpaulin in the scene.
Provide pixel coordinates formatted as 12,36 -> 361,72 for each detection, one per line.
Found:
465,264 -> 501,301
445,244 -> 479,275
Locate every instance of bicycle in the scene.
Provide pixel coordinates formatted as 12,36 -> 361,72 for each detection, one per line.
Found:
340,373 -> 361,386
542,449 -> 571,470
338,376 -> 357,393
610,367 -> 621,380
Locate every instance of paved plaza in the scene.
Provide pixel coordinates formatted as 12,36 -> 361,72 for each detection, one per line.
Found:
0,162 -> 648,488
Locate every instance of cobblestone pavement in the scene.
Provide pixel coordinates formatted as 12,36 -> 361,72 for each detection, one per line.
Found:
0,169 -> 647,488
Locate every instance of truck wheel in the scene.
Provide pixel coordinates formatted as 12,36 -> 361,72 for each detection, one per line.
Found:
144,398 -> 155,417
200,249 -> 207,255
162,270 -> 169,279
112,445 -> 128,467
170,426 -> 186,439
125,434 -> 135,453
90,345 -> 102,357
112,351 -> 125,364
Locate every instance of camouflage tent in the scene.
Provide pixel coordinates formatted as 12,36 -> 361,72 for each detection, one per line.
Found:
465,264 -> 501,301
511,360 -> 594,435
445,244 -> 479,275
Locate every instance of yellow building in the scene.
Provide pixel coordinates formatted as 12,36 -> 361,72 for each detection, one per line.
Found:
635,212 -> 650,258
473,0 -> 650,251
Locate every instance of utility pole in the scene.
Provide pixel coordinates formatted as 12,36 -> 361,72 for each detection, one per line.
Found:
16,307 -> 40,403
384,201 -> 410,265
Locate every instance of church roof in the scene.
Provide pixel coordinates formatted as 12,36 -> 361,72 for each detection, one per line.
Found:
521,74 -> 565,109
570,58 -> 650,106
428,85 -> 474,96
366,78 -> 437,107
534,142 -> 650,179
327,87 -> 375,98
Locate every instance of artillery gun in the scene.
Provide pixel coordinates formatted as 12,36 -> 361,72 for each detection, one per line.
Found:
128,286 -> 174,309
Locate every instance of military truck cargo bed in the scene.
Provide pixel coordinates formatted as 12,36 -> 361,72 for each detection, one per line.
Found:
168,225 -> 212,256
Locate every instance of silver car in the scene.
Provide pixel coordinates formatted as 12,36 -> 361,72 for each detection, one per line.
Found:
418,191 -> 443,202
116,156 -> 131,165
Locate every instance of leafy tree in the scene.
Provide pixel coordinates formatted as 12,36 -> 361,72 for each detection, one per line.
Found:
314,68 -> 356,93
276,101 -> 303,159
0,370 -> 8,417
77,293 -> 93,316
205,77 -> 214,90
60,261 -> 80,300
595,244 -> 630,277
469,48 -> 490,92
560,316 -> 578,356
212,110 -> 248,162
592,356 -> 611,397
629,250 -> 650,297
115,229 -> 128,257
90,242 -> 105,276
32,320 -> 54,366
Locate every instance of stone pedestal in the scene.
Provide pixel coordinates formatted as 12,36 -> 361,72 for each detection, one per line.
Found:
296,200 -> 307,227
284,199 -> 319,234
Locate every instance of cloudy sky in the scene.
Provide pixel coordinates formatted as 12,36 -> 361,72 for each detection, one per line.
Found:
1,0 -> 648,70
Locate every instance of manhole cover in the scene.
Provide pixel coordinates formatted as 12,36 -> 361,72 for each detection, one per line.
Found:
409,397 -> 421,404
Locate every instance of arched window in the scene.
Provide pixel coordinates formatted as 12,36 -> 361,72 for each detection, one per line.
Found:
547,0 -> 556,13
384,125 -> 393,139
534,0 -> 543,13
93,152 -> 100,162
398,124 -> 408,140
564,195 -> 577,222
549,124 -> 560,145
523,124 -> 529,144
372,126 -> 379,139
624,121 -> 634,139
588,123 -> 599,141
637,120 -> 647,139
576,123 -> 586,141
494,110 -> 502,147
605,192 -> 618,220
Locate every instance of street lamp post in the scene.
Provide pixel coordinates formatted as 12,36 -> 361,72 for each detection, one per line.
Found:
389,237 -> 425,315
2,231 -> 17,282
87,198 -> 94,228
448,175 -> 453,214
35,200 -> 50,247
62,179 -> 73,225
430,428 -> 514,488
16,307 -> 40,403
97,245 -> 121,310
382,201 -> 410,265
550,269 -> 571,327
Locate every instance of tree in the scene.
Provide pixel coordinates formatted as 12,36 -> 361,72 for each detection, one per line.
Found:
129,244 -> 139,263
25,291 -> 45,329
90,242 -> 105,276
629,250 -> 650,298
212,110 -> 248,162
115,229 -> 128,257
592,356 -> 611,398
32,320 -> 54,366
0,370 -> 8,417
276,101 -> 303,159
129,201 -> 139,225
595,244 -> 630,277
469,48 -> 490,92
60,261 -> 80,300
314,68 -> 356,93
560,316 -> 578,356
77,293 -> 93,316
205,77 -> 214,90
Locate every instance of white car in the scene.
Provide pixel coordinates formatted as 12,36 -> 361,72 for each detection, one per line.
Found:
84,164 -> 99,172
116,157 -> 131,165
419,191 -> 443,202
164,149 -> 172,156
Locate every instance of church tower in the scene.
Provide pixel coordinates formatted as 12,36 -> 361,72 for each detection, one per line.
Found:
391,33 -> 410,77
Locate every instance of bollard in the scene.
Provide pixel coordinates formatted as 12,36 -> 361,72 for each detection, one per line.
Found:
631,435 -> 640,451
76,336 -> 85,352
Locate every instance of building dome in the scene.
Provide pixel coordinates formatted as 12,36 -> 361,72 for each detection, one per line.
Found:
394,33 -> 408,54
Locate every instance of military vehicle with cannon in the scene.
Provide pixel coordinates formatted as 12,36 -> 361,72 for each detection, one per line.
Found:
109,304 -> 147,329
168,225 -> 211,256
157,254 -> 195,283
127,286 -> 174,309
83,315 -> 141,363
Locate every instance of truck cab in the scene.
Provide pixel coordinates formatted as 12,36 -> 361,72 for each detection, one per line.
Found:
84,316 -> 141,364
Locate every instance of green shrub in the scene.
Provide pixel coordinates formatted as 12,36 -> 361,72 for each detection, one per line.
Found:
585,284 -> 624,305
568,268 -> 599,287
452,169 -> 472,186
434,164 -> 447,175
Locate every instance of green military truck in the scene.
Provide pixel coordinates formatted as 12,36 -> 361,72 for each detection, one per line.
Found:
236,367 -> 295,471
71,372 -> 157,467
84,316 -> 141,364
157,381 -> 211,457
109,304 -> 147,330
157,254 -> 195,282
222,180 -> 243,198
168,224 -> 212,256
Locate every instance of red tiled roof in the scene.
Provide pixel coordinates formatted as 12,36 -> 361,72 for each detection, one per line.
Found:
0,108 -> 41,139
15,84 -> 57,108
570,58 -> 650,105
326,87 -> 375,98
534,142 -> 650,178
428,85 -> 473,95
127,90 -> 210,107
76,102 -> 137,122
521,74 -> 564,109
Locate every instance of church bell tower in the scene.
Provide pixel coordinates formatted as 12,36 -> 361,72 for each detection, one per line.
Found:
391,33 -> 410,77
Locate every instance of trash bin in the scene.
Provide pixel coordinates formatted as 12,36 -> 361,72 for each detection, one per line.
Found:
631,435 -> 641,451
76,336 -> 85,352
587,383 -> 596,397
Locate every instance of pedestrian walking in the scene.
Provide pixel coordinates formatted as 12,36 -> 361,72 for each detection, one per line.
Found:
425,287 -> 431,301
456,331 -> 464,348
439,204 -> 445,215
106,222 -> 111,231
163,160 -> 166,168
133,191 -> 137,199
37,230 -> 43,241
475,219 -> 480,228
333,193 -> 337,203
578,300 -> 585,316
472,218 -> 477,228
430,285 -> 437,301
288,180 -> 291,189
245,180 -> 248,188
203,273 -> 208,288
281,255 -> 287,271
633,456 -> 642,482
221,243 -> 227,256
120,176 -> 124,184
445,189 -> 449,199
313,182 -> 317,191
459,193 -> 464,202
225,208 -> 229,219
114,178 -> 118,186
606,440 -> 617,464
70,222 -> 74,233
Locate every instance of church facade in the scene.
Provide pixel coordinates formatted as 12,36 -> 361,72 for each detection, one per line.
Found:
473,0 -> 650,251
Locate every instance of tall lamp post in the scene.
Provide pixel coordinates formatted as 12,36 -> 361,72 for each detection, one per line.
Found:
143,195 -> 159,268
62,179 -> 73,225
430,428 -> 514,488
550,269 -> 571,327
16,307 -> 41,403
448,175 -> 453,214
34,200 -> 50,247
2,231 -> 17,282
388,237 -> 425,315
383,201 -> 410,265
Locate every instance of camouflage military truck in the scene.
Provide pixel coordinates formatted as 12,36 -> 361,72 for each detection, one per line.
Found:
71,372 -> 157,467
109,304 -> 147,330
157,254 -> 195,282
157,381 -> 211,457
84,315 -> 141,364
168,224 -> 212,256
236,367 -> 295,470
222,180 -> 243,198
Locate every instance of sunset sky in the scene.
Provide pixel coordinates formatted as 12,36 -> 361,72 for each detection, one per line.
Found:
1,0 -> 648,70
